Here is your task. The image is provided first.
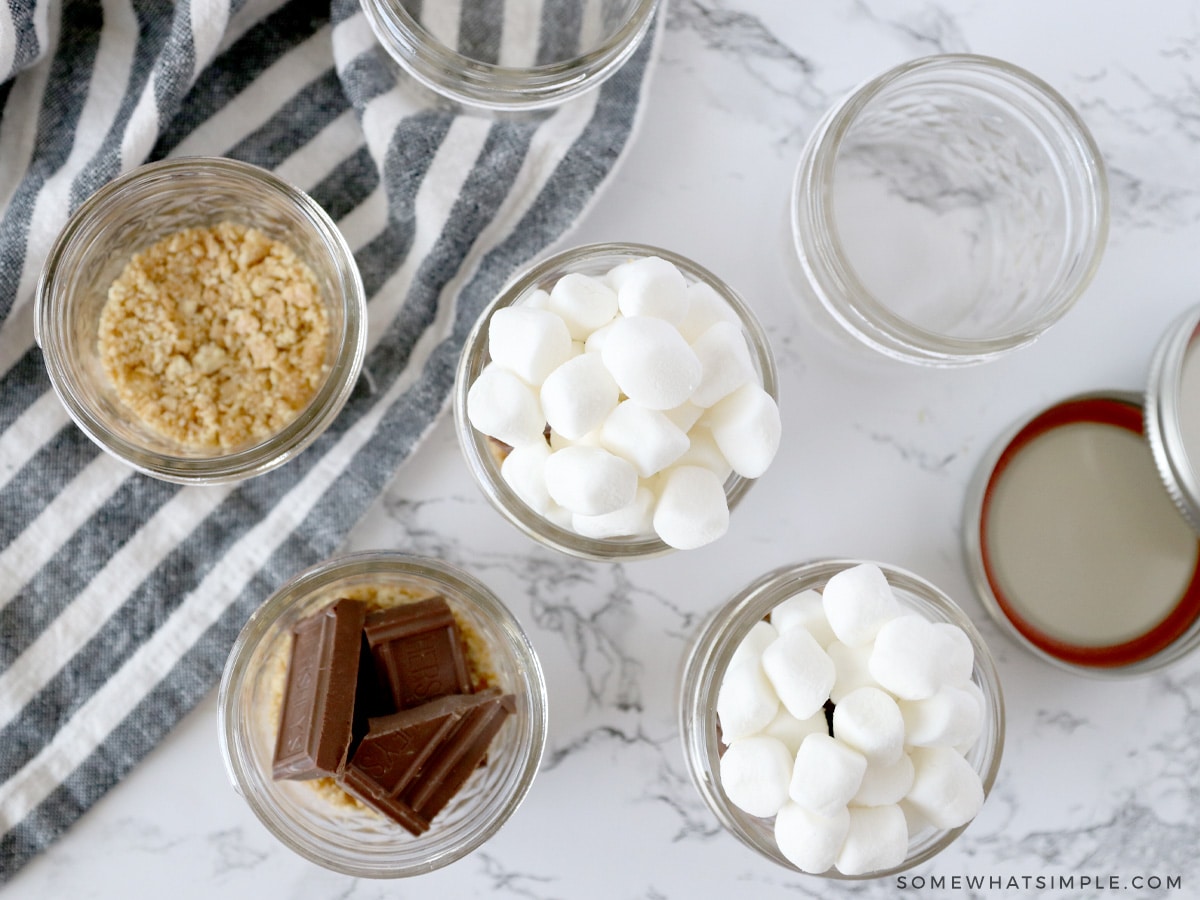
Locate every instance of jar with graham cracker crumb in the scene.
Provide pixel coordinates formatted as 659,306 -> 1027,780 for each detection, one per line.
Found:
36,157 -> 367,484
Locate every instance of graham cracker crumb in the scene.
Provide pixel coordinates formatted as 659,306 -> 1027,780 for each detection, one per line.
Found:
97,221 -> 330,449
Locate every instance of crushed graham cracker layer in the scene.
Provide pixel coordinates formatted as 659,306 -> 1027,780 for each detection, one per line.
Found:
97,221 -> 330,450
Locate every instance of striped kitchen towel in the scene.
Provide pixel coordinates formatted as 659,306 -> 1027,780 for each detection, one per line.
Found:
0,0 -> 657,879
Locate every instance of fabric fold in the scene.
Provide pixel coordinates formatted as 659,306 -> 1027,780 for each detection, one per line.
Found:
0,0 -> 657,879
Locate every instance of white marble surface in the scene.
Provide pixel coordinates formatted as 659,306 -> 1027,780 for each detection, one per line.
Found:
9,1 -> 1200,896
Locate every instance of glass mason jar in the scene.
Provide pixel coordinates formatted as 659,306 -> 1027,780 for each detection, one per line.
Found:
679,559 -> 1005,879
453,241 -> 779,562
791,54 -> 1109,366
218,551 -> 548,877
358,0 -> 661,110
35,156 -> 367,484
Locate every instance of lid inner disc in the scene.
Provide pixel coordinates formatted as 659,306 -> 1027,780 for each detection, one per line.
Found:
981,396 -> 1200,666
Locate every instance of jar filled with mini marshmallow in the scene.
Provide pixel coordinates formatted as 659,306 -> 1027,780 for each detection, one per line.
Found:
453,242 -> 779,561
679,559 -> 1004,879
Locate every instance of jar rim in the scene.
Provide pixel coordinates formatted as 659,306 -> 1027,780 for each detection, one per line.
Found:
358,0 -> 661,110
452,241 -> 779,561
35,156 -> 368,484
791,53 -> 1110,365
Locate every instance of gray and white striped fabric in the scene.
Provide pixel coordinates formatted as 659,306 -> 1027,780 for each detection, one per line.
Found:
0,0 -> 656,879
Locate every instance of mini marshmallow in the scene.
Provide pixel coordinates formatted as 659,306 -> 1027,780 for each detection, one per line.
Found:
761,708 -> 830,757
673,428 -> 734,481
728,620 -> 779,672
932,622 -> 976,686
662,401 -> 705,433
834,805 -> 909,876
821,563 -> 901,647
540,353 -> 620,441
870,615 -> 963,701
716,658 -> 779,742
832,686 -> 906,765
774,802 -> 850,875
571,485 -> 656,539
487,306 -> 573,386
652,465 -> 729,550
467,363 -> 546,447
770,589 -> 836,648
677,280 -> 741,344
689,320 -> 755,408
905,746 -> 985,829
548,272 -> 619,339
600,316 -> 702,410
543,445 -> 637,516
788,733 -> 867,818
583,319 -> 619,354
500,441 -> 554,515
523,288 -> 551,310
609,256 -> 689,324
826,640 -> 877,703
600,400 -> 690,477
542,503 -> 575,530
899,685 -> 983,749
899,798 -> 933,838
549,428 -> 603,451
705,383 -> 780,478
719,735 -> 794,818
761,627 -> 836,720
853,752 -> 915,807
954,682 -> 986,756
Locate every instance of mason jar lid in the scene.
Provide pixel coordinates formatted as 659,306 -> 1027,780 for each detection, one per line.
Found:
964,308 -> 1200,675
1144,305 -> 1200,533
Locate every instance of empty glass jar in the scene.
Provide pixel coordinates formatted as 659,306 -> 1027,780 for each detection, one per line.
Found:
791,54 -> 1109,366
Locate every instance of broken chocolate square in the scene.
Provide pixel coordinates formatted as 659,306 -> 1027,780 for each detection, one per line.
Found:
364,597 -> 473,709
273,598 -> 367,780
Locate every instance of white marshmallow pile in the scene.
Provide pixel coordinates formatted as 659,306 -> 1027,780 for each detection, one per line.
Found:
467,255 -> 781,549
716,563 -> 986,876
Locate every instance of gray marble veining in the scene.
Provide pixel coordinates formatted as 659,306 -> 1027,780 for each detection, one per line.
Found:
8,2 -> 1200,898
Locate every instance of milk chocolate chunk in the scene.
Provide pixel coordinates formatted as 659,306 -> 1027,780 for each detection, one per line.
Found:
364,597 -> 472,709
350,632 -> 392,757
404,691 -> 516,823
273,598 -> 367,780
338,693 -> 491,835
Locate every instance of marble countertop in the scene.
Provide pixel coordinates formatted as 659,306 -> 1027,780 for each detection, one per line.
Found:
9,1 -> 1200,897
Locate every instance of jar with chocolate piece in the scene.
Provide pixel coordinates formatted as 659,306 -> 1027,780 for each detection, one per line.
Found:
219,551 -> 547,876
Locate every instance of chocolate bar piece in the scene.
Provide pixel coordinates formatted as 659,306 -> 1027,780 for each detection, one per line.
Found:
364,597 -> 472,709
337,691 -> 515,835
338,693 -> 483,834
404,691 -> 516,824
273,598 -> 367,780
350,631 -> 393,757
